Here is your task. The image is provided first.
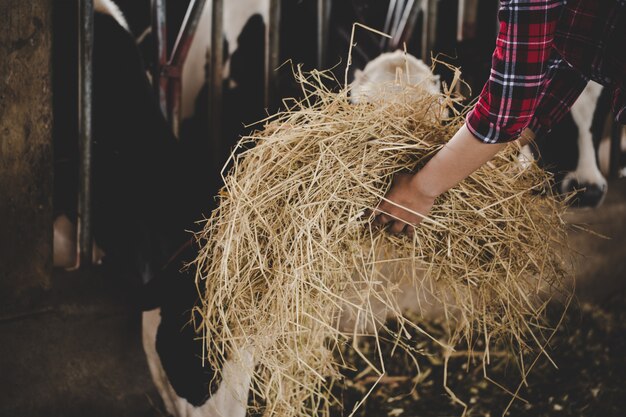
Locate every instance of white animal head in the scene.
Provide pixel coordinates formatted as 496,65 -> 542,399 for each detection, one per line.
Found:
350,50 -> 441,104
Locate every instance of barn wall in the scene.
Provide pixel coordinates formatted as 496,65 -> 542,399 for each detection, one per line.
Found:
0,0 -> 54,313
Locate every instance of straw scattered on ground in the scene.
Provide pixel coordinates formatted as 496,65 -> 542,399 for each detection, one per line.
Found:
192,67 -> 573,417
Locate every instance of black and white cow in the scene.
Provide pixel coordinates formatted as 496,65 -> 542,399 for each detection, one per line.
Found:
52,0 -> 204,277
526,82 -> 608,208
140,50 -> 445,417
52,1 -> 242,414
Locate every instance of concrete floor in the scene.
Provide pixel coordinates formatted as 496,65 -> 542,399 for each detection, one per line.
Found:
1,180 -> 625,417
0,268 -> 162,417
566,179 -> 626,302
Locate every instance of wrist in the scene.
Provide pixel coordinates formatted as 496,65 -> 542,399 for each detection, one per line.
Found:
410,171 -> 440,201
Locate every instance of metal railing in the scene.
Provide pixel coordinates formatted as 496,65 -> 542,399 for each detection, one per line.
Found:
152,0 -> 207,137
73,0 -> 623,268
78,0 -> 94,267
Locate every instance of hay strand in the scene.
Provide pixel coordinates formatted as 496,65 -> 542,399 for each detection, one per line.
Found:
192,66 -> 572,417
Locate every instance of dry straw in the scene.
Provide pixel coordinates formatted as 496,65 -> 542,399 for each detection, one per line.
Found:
192,61 -> 573,416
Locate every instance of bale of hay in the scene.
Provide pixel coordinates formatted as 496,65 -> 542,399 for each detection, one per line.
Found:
192,69 -> 572,417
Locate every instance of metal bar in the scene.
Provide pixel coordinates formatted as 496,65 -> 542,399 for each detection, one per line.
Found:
457,0 -> 465,41
609,121 -> 622,179
391,0 -> 415,50
209,0 -> 224,166
78,0 -> 94,267
398,0 -> 421,48
166,0 -> 206,136
421,0 -> 438,63
420,0 -> 429,61
168,77 -> 182,138
381,0 -> 399,49
459,0 -> 480,41
316,0 -> 331,69
152,0 -> 168,118
170,0 -> 207,67
265,0 -> 281,108
391,0 -> 407,42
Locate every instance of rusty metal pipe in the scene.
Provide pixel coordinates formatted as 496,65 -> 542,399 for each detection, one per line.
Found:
166,0 -> 206,136
170,0 -> 206,67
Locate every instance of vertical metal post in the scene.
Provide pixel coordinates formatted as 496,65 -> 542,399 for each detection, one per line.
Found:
457,0 -> 480,41
381,0 -> 399,49
420,0 -> 429,62
391,0 -> 407,38
152,0 -> 168,118
421,0 -> 438,64
265,0 -> 281,108
391,0 -> 418,50
78,0 -> 94,267
209,0 -> 224,164
457,0 -> 465,41
609,122 -> 622,179
316,0 -> 330,70
167,0 -> 206,136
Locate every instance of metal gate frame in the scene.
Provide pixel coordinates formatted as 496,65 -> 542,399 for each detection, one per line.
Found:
74,0 -> 624,266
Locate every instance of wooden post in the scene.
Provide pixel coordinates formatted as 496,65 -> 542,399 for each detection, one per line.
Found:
0,0 -> 53,311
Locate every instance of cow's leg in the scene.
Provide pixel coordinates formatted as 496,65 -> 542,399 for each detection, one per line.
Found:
597,126 -> 626,177
561,82 -> 608,207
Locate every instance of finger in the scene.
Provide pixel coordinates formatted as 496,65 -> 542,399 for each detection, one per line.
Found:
406,225 -> 415,238
389,220 -> 407,234
377,213 -> 393,226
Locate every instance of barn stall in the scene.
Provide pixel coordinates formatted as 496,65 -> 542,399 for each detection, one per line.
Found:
1,1 -> 625,416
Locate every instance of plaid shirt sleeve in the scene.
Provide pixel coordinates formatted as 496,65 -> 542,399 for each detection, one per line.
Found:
466,0 -> 583,143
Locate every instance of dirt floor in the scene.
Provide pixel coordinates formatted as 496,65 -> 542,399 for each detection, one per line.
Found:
327,181 -> 626,417
2,181 -> 625,417
331,291 -> 626,417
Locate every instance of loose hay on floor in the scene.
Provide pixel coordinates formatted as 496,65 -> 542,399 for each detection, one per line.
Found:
192,70 -> 573,417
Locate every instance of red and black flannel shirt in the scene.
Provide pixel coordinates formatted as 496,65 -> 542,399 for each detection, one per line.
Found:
466,0 -> 626,144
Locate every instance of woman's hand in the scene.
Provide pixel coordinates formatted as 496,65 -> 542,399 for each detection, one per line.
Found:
373,123 -> 509,236
373,172 -> 436,236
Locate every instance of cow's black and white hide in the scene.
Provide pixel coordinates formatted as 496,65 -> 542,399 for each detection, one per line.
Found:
527,82 -> 609,208
593,86 -> 626,179
52,0 -> 202,279
597,127 -> 626,179
141,50 -> 446,417
140,243 -> 255,417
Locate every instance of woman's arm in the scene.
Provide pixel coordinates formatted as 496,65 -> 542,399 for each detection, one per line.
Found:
374,124 -> 506,234
375,125 -> 537,234
467,0 -> 563,144
374,0 -> 581,234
